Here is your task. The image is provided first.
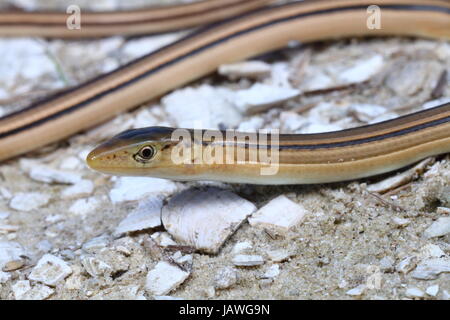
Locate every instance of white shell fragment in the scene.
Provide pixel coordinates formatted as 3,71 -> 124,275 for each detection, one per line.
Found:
410,258 -> 450,280
9,192 -> 50,212
162,188 -> 256,254
249,195 -> 307,233
262,264 -> 280,279
68,197 -> 100,216
214,267 -> 238,289
346,285 -> 366,297
232,83 -> 300,114
13,281 -> 54,300
28,254 -> 72,286
114,195 -> 164,237
338,55 -> 384,83
61,179 -> 94,199
145,261 -> 190,296
348,104 -> 388,123
11,280 -> 31,300
163,85 -> 241,129
266,249 -> 292,263
396,256 -> 417,274
232,254 -> 265,267
405,287 -> 425,299
424,217 -> 450,238
82,235 -> 111,253
436,207 -> 450,215
109,177 -> 177,203
218,60 -> 271,79
426,285 -> 439,297
151,232 -> 178,247
29,165 -> 82,184
367,158 -> 435,193
81,256 -> 113,278
391,217 -> 411,228
231,241 -> 253,254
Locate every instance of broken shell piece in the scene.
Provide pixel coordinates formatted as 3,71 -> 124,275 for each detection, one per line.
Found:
109,177 -> 177,203
28,254 -> 72,286
114,195 -> 164,237
436,207 -> 450,215
145,261 -> 190,296
12,280 -> 54,300
405,287 -> 425,299
163,84 -> 241,129
391,217 -> 411,228
151,232 -> 178,247
231,241 -> 252,254
424,217 -> 450,238
68,197 -> 100,216
218,60 -> 271,79
214,267 -> 238,289
396,256 -> 417,274
61,179 -> 94,199
367,157 -> 435,193
232,83 -> 300,114
410,258 -> 450,280
266,249 -> 292,263
232,254 -> 265,267
338,55 -> 384,84
81,256 -> 113,278
162,188 -> 256,254
28,165 -> 82,184
9,192 -> 50,212
262,264 -> 280,279
426,285 -> 439,297
249,195 -> 307,233
82,235 -> 111,253
346,285 -> 366,297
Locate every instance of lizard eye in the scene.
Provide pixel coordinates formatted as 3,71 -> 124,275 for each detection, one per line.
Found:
135,145 -> 155,162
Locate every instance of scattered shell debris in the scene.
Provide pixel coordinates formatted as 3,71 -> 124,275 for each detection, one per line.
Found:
0,0 -> 449,299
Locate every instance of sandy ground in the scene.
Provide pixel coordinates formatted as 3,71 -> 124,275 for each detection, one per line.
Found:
0,0 -> 449,300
